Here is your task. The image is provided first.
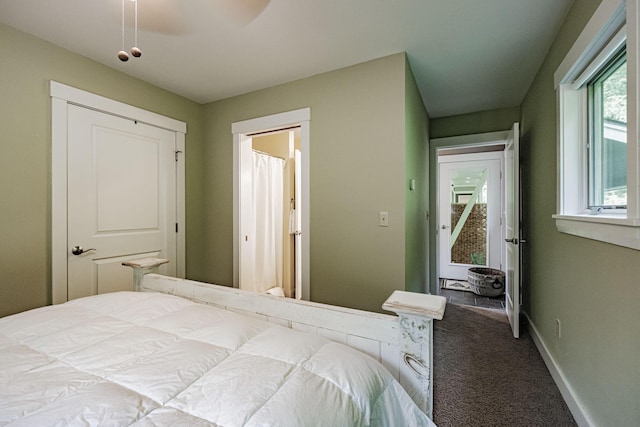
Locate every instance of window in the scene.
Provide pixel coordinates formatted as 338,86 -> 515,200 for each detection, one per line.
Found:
588,50 -> 627,210
554,0 -> 640,250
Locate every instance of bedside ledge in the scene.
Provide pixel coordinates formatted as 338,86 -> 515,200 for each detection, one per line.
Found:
382,291 -> 446,320
553,215 -> 640,250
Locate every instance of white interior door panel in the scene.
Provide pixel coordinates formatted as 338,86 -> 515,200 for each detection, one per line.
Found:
67,105 -> 176,300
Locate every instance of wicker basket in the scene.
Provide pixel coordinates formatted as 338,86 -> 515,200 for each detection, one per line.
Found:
467,267 -> 505,297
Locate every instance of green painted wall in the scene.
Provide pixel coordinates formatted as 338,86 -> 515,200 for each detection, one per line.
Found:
202,53 -> 419,313
0,23 -> 205,317
520,0 -> 639,425
430,107 -> 520,139
404,58 -> 430,293
0,24 -> 426,317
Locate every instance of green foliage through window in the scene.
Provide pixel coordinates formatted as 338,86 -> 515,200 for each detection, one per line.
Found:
588,49 -> 627,208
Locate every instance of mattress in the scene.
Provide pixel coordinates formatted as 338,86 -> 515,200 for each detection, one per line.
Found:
0,291 -> 434,426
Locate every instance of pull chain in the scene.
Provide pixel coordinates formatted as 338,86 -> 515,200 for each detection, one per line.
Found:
117,0 -> 129,61
131,0 -> 142,58
117,0 -> 142,61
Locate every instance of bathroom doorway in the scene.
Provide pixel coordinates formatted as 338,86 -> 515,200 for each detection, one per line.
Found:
232,108 -> 310,300
250,128 -> 301,298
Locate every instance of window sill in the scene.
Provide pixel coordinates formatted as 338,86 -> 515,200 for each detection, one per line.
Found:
553,214 -> 640,250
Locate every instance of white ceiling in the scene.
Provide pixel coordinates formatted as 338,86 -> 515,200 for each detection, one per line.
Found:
0,0 -> 574,118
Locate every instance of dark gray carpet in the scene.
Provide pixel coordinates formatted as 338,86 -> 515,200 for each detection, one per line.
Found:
433,304 -> 576,427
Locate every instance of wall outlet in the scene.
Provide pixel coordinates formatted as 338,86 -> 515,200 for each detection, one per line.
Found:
555,318 -> 562,339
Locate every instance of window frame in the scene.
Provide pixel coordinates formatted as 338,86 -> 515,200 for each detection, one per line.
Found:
554,0 -> 640,250
587,49 -> 627,211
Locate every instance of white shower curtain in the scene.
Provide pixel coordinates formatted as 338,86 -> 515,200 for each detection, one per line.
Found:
251,151 -> 285,293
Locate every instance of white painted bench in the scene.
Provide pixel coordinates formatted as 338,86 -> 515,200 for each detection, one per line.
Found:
124,258 -> 446,418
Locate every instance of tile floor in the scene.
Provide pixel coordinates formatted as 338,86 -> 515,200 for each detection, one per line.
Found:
439,286 -> 505,310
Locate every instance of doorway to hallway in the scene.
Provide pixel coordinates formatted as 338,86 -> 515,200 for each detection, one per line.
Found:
436,144 -> 506,311
432,123 -> 522,339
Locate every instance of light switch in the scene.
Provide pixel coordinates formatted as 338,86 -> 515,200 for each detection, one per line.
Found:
379,211 -> 389,227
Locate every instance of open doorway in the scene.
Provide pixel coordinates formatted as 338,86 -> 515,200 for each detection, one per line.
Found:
435,140 -> 506,311
431,125 -> 521,337
231,108 -> 310,300
249,128 -> 301,298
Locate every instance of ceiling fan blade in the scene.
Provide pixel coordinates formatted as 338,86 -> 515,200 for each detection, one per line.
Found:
212,0 -> 271,26
134,0 -> 188,35
110,0 -> 189,35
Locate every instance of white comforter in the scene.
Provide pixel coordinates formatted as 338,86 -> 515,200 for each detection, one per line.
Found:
0,292 -> 433,426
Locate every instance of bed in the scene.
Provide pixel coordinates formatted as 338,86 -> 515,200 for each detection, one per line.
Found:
0,258 -> 445,426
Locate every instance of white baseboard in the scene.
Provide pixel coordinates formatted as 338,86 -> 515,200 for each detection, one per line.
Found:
525,313 -> 596,427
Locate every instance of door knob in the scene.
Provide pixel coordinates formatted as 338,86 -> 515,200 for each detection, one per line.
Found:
504,238 -> 518,244
71,246 -> 96,256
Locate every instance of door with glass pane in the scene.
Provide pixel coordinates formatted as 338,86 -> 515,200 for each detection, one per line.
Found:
438,156 -> 502,280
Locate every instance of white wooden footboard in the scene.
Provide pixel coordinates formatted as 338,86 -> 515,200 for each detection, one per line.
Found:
124,258 -> 445,418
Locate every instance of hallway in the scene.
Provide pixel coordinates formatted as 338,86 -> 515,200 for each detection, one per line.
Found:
432,303 -> 576,426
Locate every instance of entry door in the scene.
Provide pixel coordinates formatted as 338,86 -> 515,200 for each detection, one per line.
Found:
504,123 -> 521,338
438,157 -> 502,280
66,105 -> 176,300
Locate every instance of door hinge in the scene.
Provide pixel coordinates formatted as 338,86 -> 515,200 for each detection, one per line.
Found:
175,223 -> 179,233
175,150 -> 183,162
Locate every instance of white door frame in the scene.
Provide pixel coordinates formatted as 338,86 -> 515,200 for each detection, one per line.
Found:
232,108 -> 311,300
50,81 -> 186,304
432,131 -> 509,286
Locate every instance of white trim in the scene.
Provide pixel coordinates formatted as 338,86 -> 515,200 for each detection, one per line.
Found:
231,108 -> 310,135
51,96 -> 69,304
437,151 -> 505,164
628,0 -> 640,224
432,129 -> 510,295
50,81 -> 187,304
50,81 -> 186,133
176,133 -> 186,278
554,0 -> 626,88
526,314 -> 596,427
556,84 -> 588,215
431,130 -> 508,149
571,26 -> 627,89
232,108 -> 311,300
553,216 -> 640,249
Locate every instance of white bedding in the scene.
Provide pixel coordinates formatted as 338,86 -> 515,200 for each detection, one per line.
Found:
0,292 -> 434,426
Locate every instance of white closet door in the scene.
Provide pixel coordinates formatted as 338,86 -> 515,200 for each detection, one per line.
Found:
67,105 -> 176,300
